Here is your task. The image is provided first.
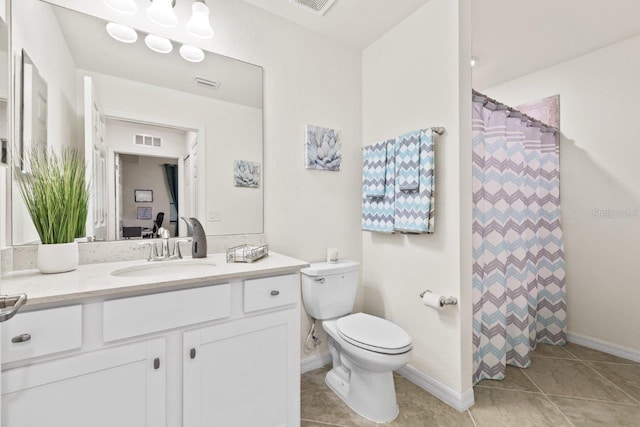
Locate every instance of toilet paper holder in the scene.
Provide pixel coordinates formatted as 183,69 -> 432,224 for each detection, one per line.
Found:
419,290 -> 458,307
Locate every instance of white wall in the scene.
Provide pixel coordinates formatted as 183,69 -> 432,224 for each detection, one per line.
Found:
85,71 -> 263,236
12,0 -> 77,151
47,0 -> 363,361
10,0 -> 78,245
362,0 -> 473,398
482,35 -> 640,353
105,119 -> 188,160
105,119 -> 187,239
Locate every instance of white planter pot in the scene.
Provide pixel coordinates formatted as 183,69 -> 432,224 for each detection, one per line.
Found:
37,242 -> 79,274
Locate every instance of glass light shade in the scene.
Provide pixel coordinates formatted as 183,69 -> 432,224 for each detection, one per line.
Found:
103,0 -> 137,15
147,0 -> 178,28
106,22 -> 138,44
186,2 -> 214,39
145,34 -> 173,54
179,44 -> 205,63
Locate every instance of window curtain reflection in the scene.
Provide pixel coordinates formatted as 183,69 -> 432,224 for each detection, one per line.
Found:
163,164 -> 178,234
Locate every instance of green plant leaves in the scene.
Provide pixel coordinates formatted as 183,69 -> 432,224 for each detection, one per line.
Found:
15,148 -> 89,244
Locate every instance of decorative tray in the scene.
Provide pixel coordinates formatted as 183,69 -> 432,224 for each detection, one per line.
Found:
226,244 -> 269,263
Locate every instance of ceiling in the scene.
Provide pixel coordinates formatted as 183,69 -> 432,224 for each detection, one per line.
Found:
472,0 -> 640,89
52,5 -> 263,108
241,0 -> 430,49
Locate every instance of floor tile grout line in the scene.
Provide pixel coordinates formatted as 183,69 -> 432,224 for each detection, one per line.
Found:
533,346 -> 579,360
480,383 -> 640,407
562,347 -> 639,366
467,408 -> 479,427
475,384 -> 543,394
544,393 -> 640,407
532,355 -> 578,361
520,369 -> 576,427
576,359 -> 640,405
300,419 -> 347,427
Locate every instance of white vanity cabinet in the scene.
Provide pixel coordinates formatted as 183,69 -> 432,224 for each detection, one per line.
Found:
1,271 -> 302,427
184,274 -> 301,427
2,338 -> 166,427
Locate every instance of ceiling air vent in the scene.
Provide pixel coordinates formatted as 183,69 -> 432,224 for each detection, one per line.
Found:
134,134 -> 162,148
194,77 -> 221,90
290,0 -> 337,16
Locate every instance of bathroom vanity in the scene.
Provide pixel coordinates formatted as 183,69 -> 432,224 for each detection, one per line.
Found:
0,252 -> 307,427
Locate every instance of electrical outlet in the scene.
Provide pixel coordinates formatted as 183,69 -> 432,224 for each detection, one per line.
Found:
208,210 -> 222,222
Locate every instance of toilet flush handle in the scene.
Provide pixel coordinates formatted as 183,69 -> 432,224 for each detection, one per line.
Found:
314,278 -> 325,284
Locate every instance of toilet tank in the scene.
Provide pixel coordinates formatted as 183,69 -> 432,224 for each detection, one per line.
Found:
301,260 -> 359,320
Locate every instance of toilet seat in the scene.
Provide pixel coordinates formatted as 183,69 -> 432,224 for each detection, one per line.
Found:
336,313 -> 412,355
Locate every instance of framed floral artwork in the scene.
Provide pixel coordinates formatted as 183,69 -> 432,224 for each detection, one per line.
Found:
305,124 -> 341,171
234,160 -> 260,188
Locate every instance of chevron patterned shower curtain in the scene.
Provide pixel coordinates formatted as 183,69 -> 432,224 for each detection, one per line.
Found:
472,97 -> 566,383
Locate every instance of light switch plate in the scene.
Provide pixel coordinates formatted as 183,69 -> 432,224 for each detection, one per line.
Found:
208,210 -> 222,222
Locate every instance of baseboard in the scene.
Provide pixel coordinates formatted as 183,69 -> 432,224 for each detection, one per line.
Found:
567,331 -> 640,363
397,364 -> 474,412
300,352 -> 332,374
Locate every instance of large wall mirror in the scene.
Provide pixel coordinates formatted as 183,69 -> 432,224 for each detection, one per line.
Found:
9,0 -> 264,245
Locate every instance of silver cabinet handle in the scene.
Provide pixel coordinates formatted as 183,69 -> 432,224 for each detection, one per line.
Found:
190,348 -> 197,359
11,333 -> 31,343
153,358 -> 160,370
0,294 -> 28,323
314,278 -> 325,283
270,290 -> 280,296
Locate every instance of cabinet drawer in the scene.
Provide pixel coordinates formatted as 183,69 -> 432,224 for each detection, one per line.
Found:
103,284 -> 231,342
2,305 -> 82,364
244,274 -> 299,313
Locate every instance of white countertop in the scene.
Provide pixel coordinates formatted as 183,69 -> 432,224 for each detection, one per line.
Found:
1,252 -> 309,309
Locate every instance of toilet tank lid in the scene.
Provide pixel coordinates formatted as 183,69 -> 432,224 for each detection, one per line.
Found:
301,260 -> 359,277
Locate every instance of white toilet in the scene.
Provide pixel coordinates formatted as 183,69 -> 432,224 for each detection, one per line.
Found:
301,260 -> 412,423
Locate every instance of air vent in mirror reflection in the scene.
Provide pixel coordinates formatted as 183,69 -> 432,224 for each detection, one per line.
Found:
194,77 -> 221,90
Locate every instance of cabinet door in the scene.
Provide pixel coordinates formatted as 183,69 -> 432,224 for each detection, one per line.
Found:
184,310 -> 300,427
2,338 -> 166,427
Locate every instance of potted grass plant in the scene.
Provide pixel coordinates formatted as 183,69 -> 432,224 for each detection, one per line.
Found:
15,148 -> 88,274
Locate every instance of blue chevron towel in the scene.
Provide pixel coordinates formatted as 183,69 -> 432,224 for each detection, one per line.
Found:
362,142 -> 386,198
394,129 -> 435,233
396,131 -> 420,191
362,139 -> 396,233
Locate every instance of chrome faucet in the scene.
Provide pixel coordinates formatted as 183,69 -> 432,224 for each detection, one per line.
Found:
158,227 -> 170,259
138,228 -> 190,262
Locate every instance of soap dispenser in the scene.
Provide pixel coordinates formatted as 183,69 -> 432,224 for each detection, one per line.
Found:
189,217 -> 207,258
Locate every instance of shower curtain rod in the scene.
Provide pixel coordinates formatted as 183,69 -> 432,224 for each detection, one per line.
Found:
472,89 -> 558,133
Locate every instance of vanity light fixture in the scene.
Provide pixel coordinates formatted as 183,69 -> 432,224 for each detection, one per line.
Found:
103,0 -> 138,15
186,0 -> 214,39
106,22 -> 139,43
145,34 -> 174,53
147,0 -> 178,28
180,44 -> 205,63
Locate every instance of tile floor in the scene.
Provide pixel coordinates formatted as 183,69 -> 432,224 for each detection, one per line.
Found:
301,343 -> 640,426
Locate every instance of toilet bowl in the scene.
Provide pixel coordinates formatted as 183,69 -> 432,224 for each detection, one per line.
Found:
300,261 -> 412,423
322,313 -> 412,422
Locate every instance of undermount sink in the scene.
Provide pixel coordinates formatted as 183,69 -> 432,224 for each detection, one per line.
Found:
111,261 -> 217,278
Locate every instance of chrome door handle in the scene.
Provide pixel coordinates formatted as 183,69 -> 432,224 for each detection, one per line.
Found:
314,278 -> 325,283
0,294 -> 28,323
